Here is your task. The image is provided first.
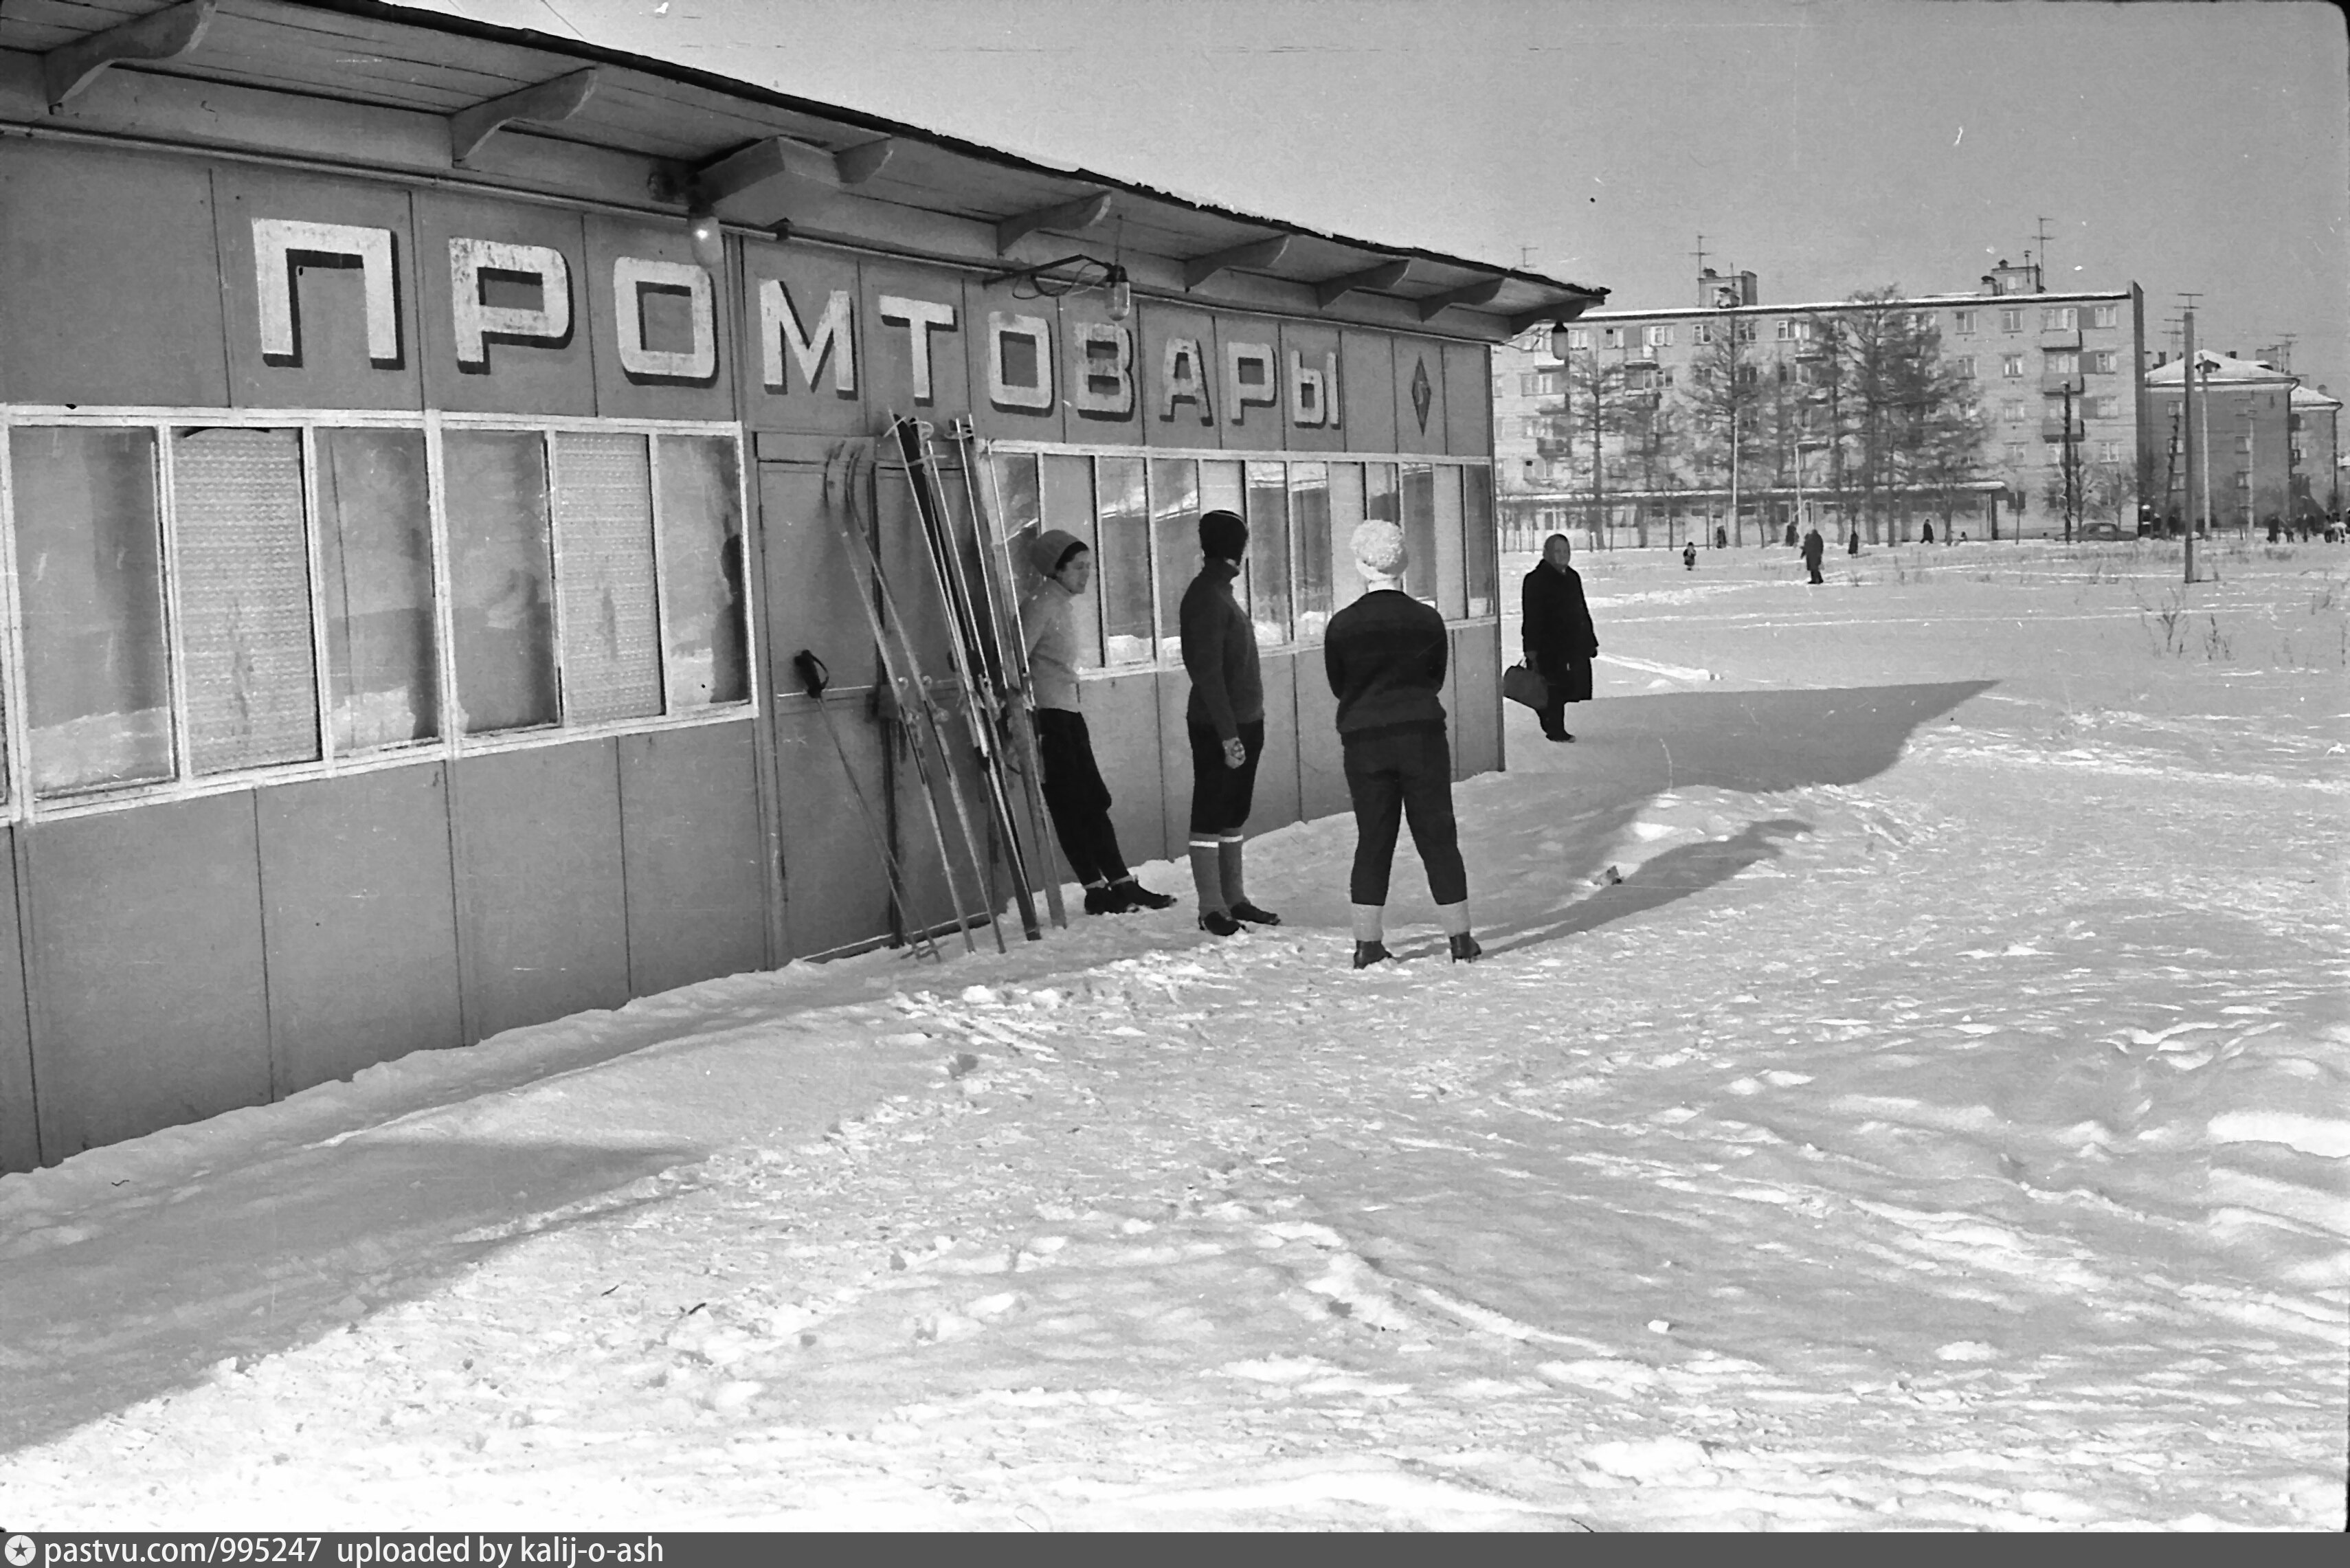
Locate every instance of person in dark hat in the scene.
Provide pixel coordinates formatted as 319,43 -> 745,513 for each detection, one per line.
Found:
1521,533 -> 1598,743
1180,508 -> 1277,937
1021,529 -> 1174,916
1323,519 -> 1477,968
1802,524 -> 1826,584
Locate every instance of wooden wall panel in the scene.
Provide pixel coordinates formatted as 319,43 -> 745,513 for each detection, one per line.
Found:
1156,663 -> 1198,860
453,740 -> 630,1042
1137,300 -> 1224,449
1251,652 -> 1303,833
1060,298 -> 1144,445
214,165 -> 423,411
0,142 -> 228,409
0,832 -> 37,1173
1293,653 -> 1350,822
737,238 -> 868,436
413,192 -> 594,416
256,763 -> 462,1095
1211,311 -> 1288,453
618,722 -> 768,996
1391,336 -> 1448,456
771,699 -> 894,958
1080,671 -> 1166,873
1452,623 -> 1502,779
1341,331 -> 1398,454
1444,340 -> 1493,458
24,795 -> 270,1158
583,212 -> 737,423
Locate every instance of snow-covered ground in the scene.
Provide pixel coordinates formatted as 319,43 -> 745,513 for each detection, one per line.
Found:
2,539 -> 2344,1531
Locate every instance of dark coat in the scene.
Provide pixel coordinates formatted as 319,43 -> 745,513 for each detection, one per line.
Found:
1801,528 -> 1825,567
1521,561 -> 1598,704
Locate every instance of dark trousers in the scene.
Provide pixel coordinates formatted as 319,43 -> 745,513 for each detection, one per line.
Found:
1033,708 -> 1128,886
1187,719 -> 1264,836
1343,724 -> 1467,907
1534,653 -> 1572,739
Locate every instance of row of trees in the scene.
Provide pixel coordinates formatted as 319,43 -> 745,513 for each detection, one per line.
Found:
1534,287 -> 2132,544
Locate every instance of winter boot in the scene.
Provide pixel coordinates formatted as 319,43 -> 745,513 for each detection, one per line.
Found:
1082,883 -> 1126,915
1448,932 -> 1483,964
1115,877 -> 1176,910
1218,836 -> 1279,924
1352,941 -> 1396,970
1198,908 -> 1243,937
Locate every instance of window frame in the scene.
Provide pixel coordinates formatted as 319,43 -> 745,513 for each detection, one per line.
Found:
0,404 -> 756,822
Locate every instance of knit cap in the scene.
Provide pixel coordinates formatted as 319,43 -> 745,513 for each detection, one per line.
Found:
1350,519 -> 1409,577
1027,528 -> 1088,578
1198,508 -> 1249,561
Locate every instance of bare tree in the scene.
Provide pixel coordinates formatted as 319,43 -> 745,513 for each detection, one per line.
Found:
1686,321 -> 1762,541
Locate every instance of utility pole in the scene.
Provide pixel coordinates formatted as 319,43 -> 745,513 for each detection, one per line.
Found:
1729,410 -> 1742,546
2182,306 -> 2199,583
1590,361 -> 1604,552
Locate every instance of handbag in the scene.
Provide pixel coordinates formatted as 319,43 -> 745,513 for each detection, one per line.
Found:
1501,660 -> 1549,710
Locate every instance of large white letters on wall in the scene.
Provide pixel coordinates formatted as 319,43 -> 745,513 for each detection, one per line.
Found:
1070,324 -> 1134,418
612,257 -> 717,381
877,295 -> 956,401
449,239 -> 570,369
987,312 -> 1053,411
1289,350 -> 1340,429
1161,336 -> 1212,425
759,282 -> 855,394
1224,341 -> 1278,425
253,219 -> 400,366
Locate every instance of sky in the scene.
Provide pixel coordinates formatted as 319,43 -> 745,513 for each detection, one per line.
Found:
425,1 -> 2348,399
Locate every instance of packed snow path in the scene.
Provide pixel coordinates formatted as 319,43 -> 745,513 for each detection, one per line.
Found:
3,541 -> 2344,1530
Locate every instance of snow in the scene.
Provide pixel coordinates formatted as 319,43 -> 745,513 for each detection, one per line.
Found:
3,538 -> 2345,1531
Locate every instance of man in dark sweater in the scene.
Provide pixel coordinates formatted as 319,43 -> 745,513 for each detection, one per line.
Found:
1323,519 -> 1477,967
1180,508 -> 1277,937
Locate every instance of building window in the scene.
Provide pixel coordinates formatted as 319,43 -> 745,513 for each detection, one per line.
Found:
1244,460 -> 1293,647
2000,309 -> 2022,333
1953,310 -> 1977,334
1645,324 -> 1674,349
1146,458 -> 1200,663
1601,326 -> 1624,350
1774,319 -> 1811,341
2002,400 -> 2025,423
2090,350 -> 2118,374
2086,395 -> 2118,419
7,414 -> 751,807
2090,304 -> 2119,328
2046,350 -> 2079,375
2002,355 -> 2024,378
1692,322 -> 1712,344
2099,442 -> 2123,462
2041,306 -> 2077,331
1564,326 -> 1590,350
1956,356 -> 1976,377
2004,442 -> 2026,463
1733,319 -> 1757,343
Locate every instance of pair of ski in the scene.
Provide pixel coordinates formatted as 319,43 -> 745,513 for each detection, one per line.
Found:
793,421 -> 1064,961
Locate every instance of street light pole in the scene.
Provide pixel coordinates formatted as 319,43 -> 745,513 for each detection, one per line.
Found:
2183,310 -> 2199,583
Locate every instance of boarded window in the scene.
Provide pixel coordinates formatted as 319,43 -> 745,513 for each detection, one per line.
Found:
1094,456 -> 1152,667
445,429 -> 559,735
552,432 -> 663,724
170,427 -> 321,774
1148,458 -> 1200,662
11,426 -> 173,795
654,434 -> 749,709
317,427 -> 438,750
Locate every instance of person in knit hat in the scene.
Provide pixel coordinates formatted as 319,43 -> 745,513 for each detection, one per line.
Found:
1020,529 -> 1174,915
1179,508 -> 1276,937
1322,519 -> 1478,967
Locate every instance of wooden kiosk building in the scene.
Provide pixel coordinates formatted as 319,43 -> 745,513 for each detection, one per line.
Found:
0,0 -> 1604,1169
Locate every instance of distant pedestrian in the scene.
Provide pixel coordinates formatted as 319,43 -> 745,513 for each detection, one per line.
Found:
1921,521 -> 1935,544
1181,508 -> 1279,937
1784,521 -> 1798,548
1681,540 -> 1697,571
1714,524 -> 1727,549
1324,521 -> 1477,969
1521,533 -> 1598,743
1848,530 -> 1861,556
1022,530 -> 1175,916
1802,525 -> 1825,585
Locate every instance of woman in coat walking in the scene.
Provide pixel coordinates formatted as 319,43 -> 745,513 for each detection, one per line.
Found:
1324,521 -> 1477,968
1022,529 -> 1175,915
1521,533 -> 1598,742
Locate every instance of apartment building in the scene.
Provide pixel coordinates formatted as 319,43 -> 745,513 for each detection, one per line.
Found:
2142,350 -> 2317,530
1495,258 -> 2149,543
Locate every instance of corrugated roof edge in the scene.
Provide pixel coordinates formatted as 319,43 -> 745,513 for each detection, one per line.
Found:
281,0 -> 1604,313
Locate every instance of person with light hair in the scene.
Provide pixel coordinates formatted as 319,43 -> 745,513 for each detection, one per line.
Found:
1321,519 -> 1478,969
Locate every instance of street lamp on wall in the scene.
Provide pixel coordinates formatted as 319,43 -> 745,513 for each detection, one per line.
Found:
987,254 -> 1132,322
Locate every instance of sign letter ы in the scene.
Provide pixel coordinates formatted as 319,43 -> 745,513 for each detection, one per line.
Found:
254,219 -> 400,366
450,238 -> 571,368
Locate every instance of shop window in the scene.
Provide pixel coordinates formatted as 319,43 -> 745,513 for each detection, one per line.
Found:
1093,456 -> 1152,667
1147,457 -> 1200,662
1399,463 -> 1437,607
1462,467 -> 1497,617
1288,463 -> 1334,645
11,425 -> 174,796
550,432 -> 663,725
445,429 -> 560,735
1243,460 -> 1292,647
1365,462 -> 1400,527
1432,464 -> 1467,620
1033,454 -> 1103,669
317,427 -> 438,750
1328,463 -> 1367,618
654,434 -> 750,708
171,427 -> 322,775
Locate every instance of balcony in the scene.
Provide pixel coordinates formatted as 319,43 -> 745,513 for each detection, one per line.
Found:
1534,435 -> 1574,458
2038,328 -> 2082,350
2041,419 -> 2085,443
2041,372 -> 2085,395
